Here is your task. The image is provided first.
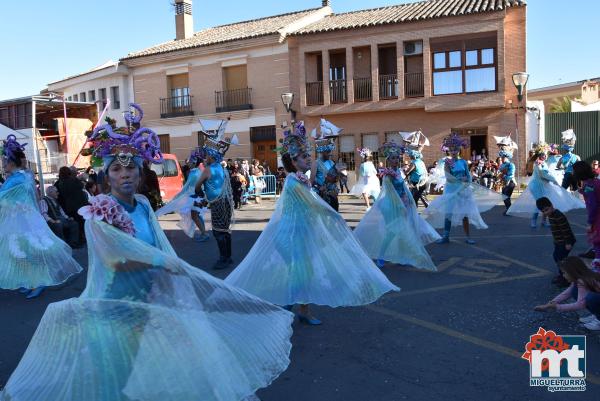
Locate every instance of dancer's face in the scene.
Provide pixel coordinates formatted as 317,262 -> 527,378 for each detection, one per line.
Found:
107,162 -> 140,201
293,152 -> 312,173
388,156 -> 400,168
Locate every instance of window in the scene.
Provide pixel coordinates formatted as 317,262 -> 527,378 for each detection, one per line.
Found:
339,134 -> 356,171
110,86 -> 120,109
150,158 -> 178,178
170,87 -> 190,108
67,96 -> 72,101
80,92 -> 86,102
88,90 -> 96,102
158,134 -> 170,153
432,42 -> 497,95
362,133 -> 381,164
99,88 -> 107,108
73,94 -> 78,102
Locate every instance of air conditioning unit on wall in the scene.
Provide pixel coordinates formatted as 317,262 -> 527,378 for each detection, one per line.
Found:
404,41 -> 423,56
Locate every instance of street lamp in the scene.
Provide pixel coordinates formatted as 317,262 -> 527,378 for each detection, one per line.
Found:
512,72 -> 529,102
281,92 -> 296,121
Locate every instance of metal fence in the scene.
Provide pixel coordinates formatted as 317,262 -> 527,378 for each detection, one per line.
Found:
545,111 -> 600,162
247,174 -> 277,198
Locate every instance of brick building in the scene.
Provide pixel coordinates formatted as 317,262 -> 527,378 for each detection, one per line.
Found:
287,0 -> 527,172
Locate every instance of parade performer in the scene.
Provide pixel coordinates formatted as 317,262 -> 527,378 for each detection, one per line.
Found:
155,148 -> 209,241
1,105 -> 293,401
573,161 -> 600,272
0,135 -> 82,298
547,143 -> 565,184
195,119 -> 235,270
312,118 -> 342,211
498,151 -> 516,215
405,149 -> 429,208
423,133 -> 502,244
226,122 -> 399,325
354,141 -> 437,270
507,142 -> 584,227
557,129 -> 581,190
351,147 -> 381,210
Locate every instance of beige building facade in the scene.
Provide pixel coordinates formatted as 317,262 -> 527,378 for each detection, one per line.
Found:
287,0 -> 527,172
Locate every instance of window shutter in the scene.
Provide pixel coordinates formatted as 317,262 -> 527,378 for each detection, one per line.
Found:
362,133 -> 379,150
340,135 -> 355,152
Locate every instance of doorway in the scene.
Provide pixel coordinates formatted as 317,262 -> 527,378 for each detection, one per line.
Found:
451,128 -> 488,161
250,125 -> 277,173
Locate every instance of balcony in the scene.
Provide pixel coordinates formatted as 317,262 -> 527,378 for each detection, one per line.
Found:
405,72 -> 424,98
379,74 -> 398,100
329,79 -> 347,104
215,88 -> 252,113
160,95 -> 194,118
354,77 -> 372,102
306,81 -> 324,106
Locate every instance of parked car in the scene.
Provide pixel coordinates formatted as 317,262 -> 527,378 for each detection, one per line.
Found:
150,153 -> 183,202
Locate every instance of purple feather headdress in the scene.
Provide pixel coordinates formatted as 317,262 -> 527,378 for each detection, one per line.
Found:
441,133 -> 469,152
278,121 -> 311,158
379,141 -> 405,159
1,135 -> 27,162
88,103 -> 163,170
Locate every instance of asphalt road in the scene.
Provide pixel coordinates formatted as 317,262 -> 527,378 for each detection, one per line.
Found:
0,196 -> 598,401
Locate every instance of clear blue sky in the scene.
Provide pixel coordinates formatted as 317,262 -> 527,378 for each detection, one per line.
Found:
0,0 -> 598,99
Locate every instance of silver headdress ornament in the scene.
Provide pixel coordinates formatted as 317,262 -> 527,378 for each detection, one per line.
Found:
199,119 -> 233,161
311,118 -> 343,153
561,129 -> 576,150
494,134 -> 518,150
400,130 -> 430,151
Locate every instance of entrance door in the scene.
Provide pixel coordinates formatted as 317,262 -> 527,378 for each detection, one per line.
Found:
252,140 -> 277,173
451,128 -> 488,160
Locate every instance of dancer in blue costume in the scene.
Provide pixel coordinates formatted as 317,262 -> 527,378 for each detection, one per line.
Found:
507,142 -> 584,227
312,119 -> 342,212
226,122 -> 399,325
354,141 -> 437,270
494,134 -> 517,216
547,143 -> 565,185
156,148 -> 209,241
195,122 -> 235,270
0,135 -> 82,298
1,104 -> 293,401
423,133 -> 502,244
557,129 -> 580,191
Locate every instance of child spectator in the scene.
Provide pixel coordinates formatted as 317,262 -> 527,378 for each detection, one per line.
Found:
536,196 -> 577,287
535,256 -> 600,331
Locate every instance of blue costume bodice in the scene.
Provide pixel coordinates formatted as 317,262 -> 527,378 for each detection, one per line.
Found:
0,170 -> 28,193
409,159 -> 427,184
561,152 -> 580,173
499,161 -> 515,183
315,159 -> 335,186
204,163 -> 224,201
390,169 -> 407,197
449,159 -> 470,180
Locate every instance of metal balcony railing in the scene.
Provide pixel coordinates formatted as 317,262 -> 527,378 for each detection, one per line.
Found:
405,72 -> 424,98
160,95 -> 193,118
215,88 -> 252,113
329,79 -> 347,104
354,77 -> 372,102
306,81 -> 324,106
379,74 -> 398,99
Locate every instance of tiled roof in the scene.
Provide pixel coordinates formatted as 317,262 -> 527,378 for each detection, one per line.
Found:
293,0 -> 526,35
122,8 -> 319,60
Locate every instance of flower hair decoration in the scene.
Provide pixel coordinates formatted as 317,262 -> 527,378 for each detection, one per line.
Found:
441,133 -> 469,152
1,134 -> 27,162
357,147 -> 372,159
278,121 -> 311,158
379,141 -> 404,159
87,103 -> 163,168
78,194 -> 136,235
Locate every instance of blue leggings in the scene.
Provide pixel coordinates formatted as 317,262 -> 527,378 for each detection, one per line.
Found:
571,286 -> 600,319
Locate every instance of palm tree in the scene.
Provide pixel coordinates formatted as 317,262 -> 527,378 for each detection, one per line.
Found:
549,96 -> 572,113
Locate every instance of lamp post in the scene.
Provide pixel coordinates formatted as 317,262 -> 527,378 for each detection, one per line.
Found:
281,92 -> 296,122
512,72 -> 529,187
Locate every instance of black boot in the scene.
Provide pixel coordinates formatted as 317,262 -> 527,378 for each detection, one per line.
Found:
212,231 -> 229,270
224,232 -> 233,265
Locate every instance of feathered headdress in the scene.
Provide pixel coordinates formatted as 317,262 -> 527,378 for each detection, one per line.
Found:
87,103 -> 163,171
379,141 -> 405,159
441,133 -> 469,153
549,143 -> 560,155
561,129 -> 576,150
400,130 -> 430,151
357,147 -> 372,159
189,147 -> 204,165
499,150 -> 513,159
1,134 -> 27,163
311,118 -> 342,153
278,121 -> 311,158
494,134 -> 518,150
